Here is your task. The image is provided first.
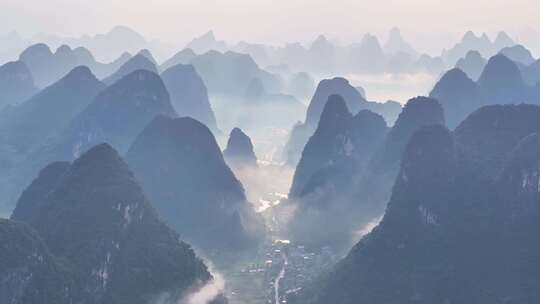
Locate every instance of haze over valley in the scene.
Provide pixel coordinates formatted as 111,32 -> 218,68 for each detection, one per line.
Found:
2,2 -> 540,304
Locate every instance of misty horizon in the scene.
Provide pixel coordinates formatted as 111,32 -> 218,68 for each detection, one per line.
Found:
3,0 -> 540,56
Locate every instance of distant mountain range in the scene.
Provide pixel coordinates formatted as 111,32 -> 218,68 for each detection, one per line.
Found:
2,27 -> 533,81
432,53 -> 540,128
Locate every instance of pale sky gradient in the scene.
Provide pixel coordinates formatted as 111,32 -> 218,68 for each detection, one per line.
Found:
2,0 -> 540,54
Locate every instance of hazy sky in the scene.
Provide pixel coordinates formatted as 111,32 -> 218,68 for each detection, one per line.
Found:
2,0 -> 540,53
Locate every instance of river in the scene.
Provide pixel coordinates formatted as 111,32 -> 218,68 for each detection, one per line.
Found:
274,250 -> 288,304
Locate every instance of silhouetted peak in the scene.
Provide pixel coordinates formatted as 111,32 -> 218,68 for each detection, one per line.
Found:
462,31 -> 477,42
306,77 -> 365,125
499,44 -> 535,65
72,46 -> 95,62
459,31 -> 489,44
59,65 -> 99,84
327,77 -> 349,86
74,143 -> 123,165
481,53 -> 520,74
118,51 -> 132,60
55,44 -> 72,55
311,35 -> 332,49
128,115 -> 242,194
230,127 -> 248,138
379,96 -> 446,165
224,127 -> 257,166
128,53 -> 155,68
464,49 -> 484,60
453,50 -> 487,81
432,68 -> 477,95
186,30 -> 227,53
494,31 -> 515,47
397,96 -> 445,126
353,109 -> 387,128
160,63 -> 217,131
361,33 -> 382,49
140,115 -> 217,151
201,30 -> 216,41
197,49 -> 258,67
163,62 -> 196,75
160,48 -> 197,71
137,48 -> 157,65
126,114 -> 257,251
385,27 -> 417,56
173,116 -> 215,140
20,43 -> 53,59
440,67 -> 472,83
9,137 -> 213,302
109,25 -> 134,33
429,67 -> 481,128
106,51 -> 132,67
108,25 -> 146,40
69,143 -> 131,179
478,54 -> 525,97
61,69 -> 174,156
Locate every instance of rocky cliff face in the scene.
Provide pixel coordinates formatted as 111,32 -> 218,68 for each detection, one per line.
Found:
292,104 -> 540,304
0,218 -> 73,304
287,95 -> 388,248
10,143 -> 213,304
